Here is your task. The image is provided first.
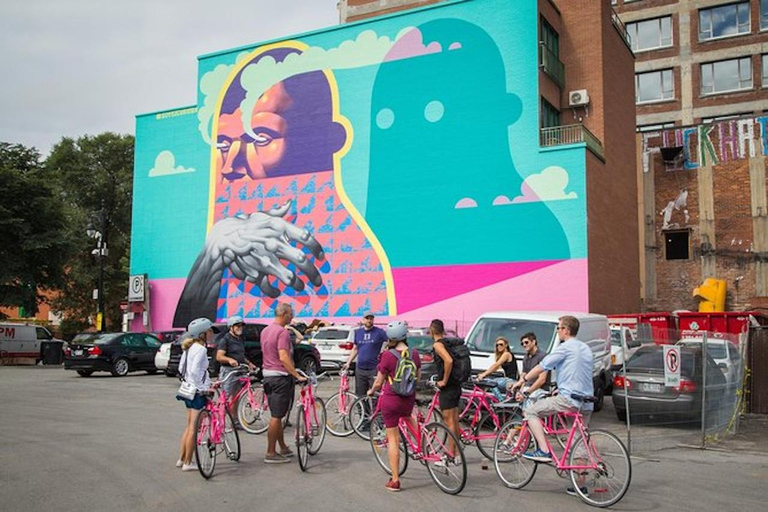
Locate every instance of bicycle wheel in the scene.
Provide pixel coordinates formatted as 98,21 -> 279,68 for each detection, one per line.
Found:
493,419 -> 537,489
223,411 -> 241,461
295,405 -> 309,472
194,410 -> 216,479
237,386 -> 271,435
325,391 -> 357,437
307,397 -> 327,456
350,395 -> 376,441
568,429 -> 631,508
475,410 -> 507,460
369,413 -> 409,476
422,422 -> 467,495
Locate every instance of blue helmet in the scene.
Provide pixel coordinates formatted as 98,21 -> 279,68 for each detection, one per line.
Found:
227,315 -> 244,328
187,318 -> 213,339
386,321 -> 408,342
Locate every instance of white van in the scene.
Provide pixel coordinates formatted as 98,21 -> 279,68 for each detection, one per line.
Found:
464,312 -> 612,410
0,323 -> 60,363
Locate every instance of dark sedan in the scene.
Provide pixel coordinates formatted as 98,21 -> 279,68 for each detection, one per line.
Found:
612,345 -> 727,422
408,334 -> 437,390
64,332 -> 162,377
167,322 -> 322,378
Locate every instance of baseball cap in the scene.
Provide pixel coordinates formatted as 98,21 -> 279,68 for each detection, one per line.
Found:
363,311 -> 375,319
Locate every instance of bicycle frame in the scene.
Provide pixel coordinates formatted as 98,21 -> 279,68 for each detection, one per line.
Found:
521,411 -> 599,472
298,378 -> 322,434
398,413 -> 453,463
457,385 -> 503,441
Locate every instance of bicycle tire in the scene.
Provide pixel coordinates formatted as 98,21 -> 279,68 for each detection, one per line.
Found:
492,419 -> 537,489
325,391 -> 357,437
223,411 -> 241,461
296,405 -> 309,472
475,410 -> 506,460
350,395 -> 376,441
237,386 -> 270,435
369,412 -> 409,476
568,429 -> 631,508
307,397 -> 327,456
194,410 -> 216,479
422,422 -> 467,495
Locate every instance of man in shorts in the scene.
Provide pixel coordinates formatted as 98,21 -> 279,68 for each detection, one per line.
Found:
261,303 -> 307,463
430,319 -> 462,451
521,316 -> 594,464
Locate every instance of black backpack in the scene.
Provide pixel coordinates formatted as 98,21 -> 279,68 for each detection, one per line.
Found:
434,337 -> 472,384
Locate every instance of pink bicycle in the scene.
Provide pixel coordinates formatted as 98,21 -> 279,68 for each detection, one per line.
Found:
454,376 -> 516,459
369,381 -> 467,494
295,370 -> 328,471
234,371 -> 272,435
492,394 -> 631,507
324,369 -> 357,436
194,370 -> 242,479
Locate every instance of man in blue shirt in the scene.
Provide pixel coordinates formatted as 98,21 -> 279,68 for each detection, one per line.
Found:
343,312 -> 388,397
521,315 -> 594,463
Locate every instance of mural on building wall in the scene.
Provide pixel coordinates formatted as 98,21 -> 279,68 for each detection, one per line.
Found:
642,116 -> 768,173
131,0 -> 589,330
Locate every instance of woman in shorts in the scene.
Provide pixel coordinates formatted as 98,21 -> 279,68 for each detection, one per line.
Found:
367,321 -> 421,492
176,317 -> 213,471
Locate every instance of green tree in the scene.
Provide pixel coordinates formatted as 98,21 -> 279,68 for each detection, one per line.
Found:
0,142 -> 70,315
45,133 -> 134,331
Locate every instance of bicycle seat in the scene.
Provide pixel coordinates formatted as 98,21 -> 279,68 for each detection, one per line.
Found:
492,399 -> 522,410
570,393 -> 598,403
415,398 -> 431,407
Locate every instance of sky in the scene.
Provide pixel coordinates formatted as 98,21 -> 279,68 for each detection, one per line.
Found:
0,0 -> 339,156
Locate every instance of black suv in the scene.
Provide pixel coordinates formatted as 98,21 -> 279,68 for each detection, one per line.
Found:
167,323 -> 322,377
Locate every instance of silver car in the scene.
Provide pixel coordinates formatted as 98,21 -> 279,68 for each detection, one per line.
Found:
313,326 -> 356,370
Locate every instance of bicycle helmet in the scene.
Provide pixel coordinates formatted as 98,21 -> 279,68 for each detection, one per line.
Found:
227,315 -> 244,328
386,320 -> 408,342
187,317 -> 213,338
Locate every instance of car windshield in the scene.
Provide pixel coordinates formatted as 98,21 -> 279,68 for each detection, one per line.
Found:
610,330 -> 621,346
627,347 -> 695,375
678,341 -> 727,359
466,318 -> 557,356
72,333 -> 122,345
407,335 -> 434,351
314,329 -> 351,341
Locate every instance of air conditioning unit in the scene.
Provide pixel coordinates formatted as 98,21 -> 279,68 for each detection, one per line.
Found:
569,89 -> 590,107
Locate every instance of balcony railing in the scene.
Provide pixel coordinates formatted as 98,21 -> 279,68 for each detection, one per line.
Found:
540,124 -> 604,159
539,43 -> 565,88
611,9 -> 632,50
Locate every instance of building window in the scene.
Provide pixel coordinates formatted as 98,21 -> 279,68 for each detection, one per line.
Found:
627,16 -> 673,52
699,2 -> 750,41
763,55 -> 768,87
637,122 -> 675,132
541,98 -> 560,129
701,57 -> 752,95
762,0 -> 768,31
702,113 -> 752,123
635,69 -> 674,104
540,17 -> 559,58
665,230 -> 690,260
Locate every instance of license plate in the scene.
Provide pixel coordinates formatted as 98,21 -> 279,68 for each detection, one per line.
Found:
73,349 -> 83,356
640,382 -> 662,393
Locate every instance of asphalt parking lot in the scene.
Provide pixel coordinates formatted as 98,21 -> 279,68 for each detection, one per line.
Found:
1,366 -> 766,511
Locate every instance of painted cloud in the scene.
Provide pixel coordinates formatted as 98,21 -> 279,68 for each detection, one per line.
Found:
148,150 -> 195,177
510,166 -> 577,204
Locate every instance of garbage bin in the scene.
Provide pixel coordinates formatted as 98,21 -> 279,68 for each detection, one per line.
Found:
41,341 -> 64,365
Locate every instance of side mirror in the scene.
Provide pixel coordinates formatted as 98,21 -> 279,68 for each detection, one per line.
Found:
718,362 -> 728,370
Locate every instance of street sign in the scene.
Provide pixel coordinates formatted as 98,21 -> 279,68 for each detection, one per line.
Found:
128,275 -> 146,302
663,345 -> 681,387
96,312 -> 103,331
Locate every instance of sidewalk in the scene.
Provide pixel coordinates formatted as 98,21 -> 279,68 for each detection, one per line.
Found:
716,414 -> 768,454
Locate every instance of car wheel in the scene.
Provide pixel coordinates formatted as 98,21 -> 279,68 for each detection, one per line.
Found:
111,358 -> 130,377
593,376 -> 605,412
299,355 -> 318,375
616,408 -> 627,422
77,370 -> 93,377
146,369 -> 158,375
164,368 -> 177,378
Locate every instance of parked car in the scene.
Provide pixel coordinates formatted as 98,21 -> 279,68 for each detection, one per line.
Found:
607,326 -> 643,393
313,325 -> 356,371
407,334 -> 437,390
464,312 -> 613,410
676,338 -> 741,385
167,322 -> 322,377
151,330 -> 184,376
64,332 -> 162,377
612,345 -> 728,422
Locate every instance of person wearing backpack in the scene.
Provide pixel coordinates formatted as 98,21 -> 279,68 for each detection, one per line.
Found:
430,319 -> 470,454
366,320 -> 421,492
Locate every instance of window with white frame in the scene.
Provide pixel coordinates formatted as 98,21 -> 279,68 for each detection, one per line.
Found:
627,16 -> 673,52
637,122 -> 675,132
701,113 -> 752,124
762,0 -> 768,31
763,55 -> 768,87
701,57 -> 753,95
636,69 -> 674,104
699,2 -> 750,41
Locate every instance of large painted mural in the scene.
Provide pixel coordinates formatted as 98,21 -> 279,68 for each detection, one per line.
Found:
130,0 -> 589,331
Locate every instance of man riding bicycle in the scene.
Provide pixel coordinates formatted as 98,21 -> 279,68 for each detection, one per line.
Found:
216,316 -> 257,415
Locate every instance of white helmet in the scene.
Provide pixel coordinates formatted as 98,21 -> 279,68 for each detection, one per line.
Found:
187,318 -> 213,339
386,321 -> 408,342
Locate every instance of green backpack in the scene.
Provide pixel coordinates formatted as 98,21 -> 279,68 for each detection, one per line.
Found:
388,348 -> 418,396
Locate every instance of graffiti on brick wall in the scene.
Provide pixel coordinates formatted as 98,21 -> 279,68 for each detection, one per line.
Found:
660,189 -> 689,230
642,116 -> 768,173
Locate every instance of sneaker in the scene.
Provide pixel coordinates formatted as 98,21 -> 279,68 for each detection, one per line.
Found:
175,459 -> 184,468
284,419 -> 293,427
566,486 -> 588,496
385,479 -> 401,492
264,453 -> 291,464
522,449 -> 552,463
181,462 -> 198,471
280,448 -> 295,458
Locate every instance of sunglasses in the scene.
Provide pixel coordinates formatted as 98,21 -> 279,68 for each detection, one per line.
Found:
521,340 -> 531,346
495,343 -> 506,347
557,326 -> 567,330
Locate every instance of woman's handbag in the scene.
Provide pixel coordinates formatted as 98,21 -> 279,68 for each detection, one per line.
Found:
176,356 -> 197,400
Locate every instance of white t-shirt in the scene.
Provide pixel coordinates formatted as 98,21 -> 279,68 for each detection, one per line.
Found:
179,342 -> 211,392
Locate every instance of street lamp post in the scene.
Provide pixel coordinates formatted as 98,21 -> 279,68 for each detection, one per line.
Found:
86,210 -> 108,332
